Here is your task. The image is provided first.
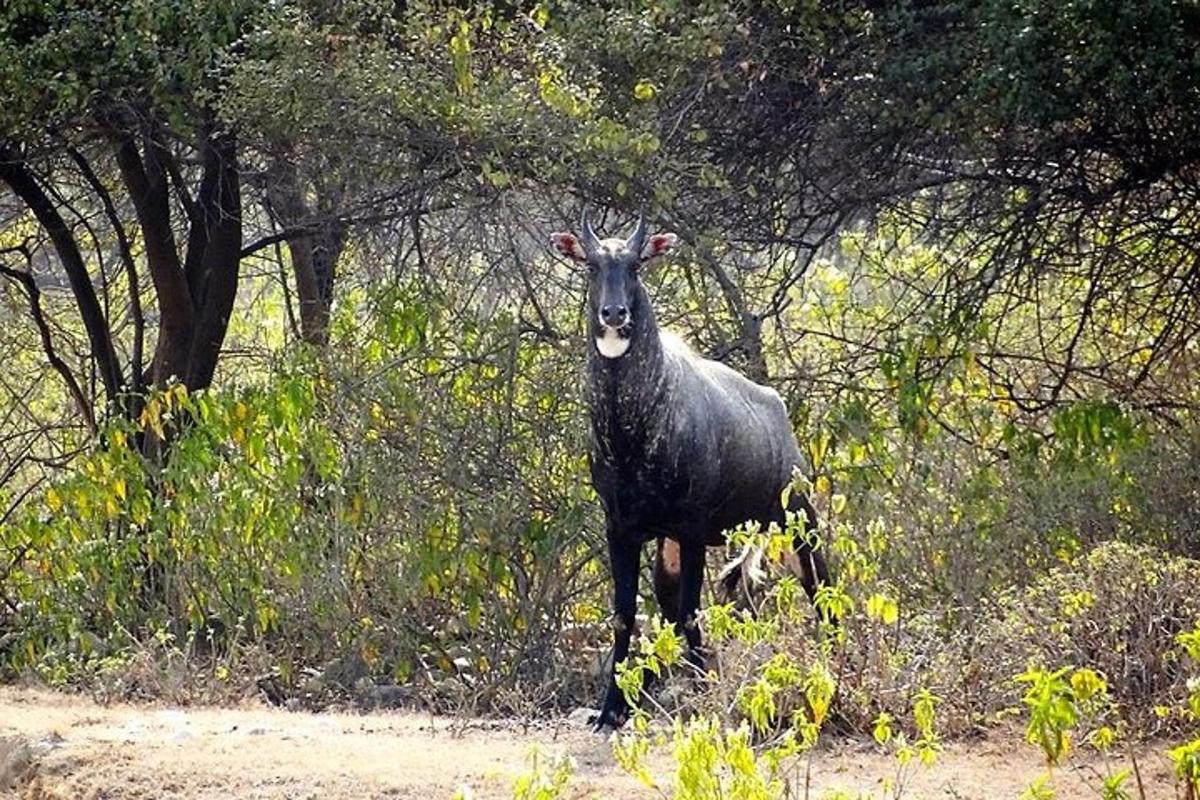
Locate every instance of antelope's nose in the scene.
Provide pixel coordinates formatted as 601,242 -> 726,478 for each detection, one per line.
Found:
600,304 -> 629,327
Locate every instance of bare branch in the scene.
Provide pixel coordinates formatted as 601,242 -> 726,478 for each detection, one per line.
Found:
1,246 -> 98,435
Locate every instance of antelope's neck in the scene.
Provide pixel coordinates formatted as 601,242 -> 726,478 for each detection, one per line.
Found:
587,306 -> 670,457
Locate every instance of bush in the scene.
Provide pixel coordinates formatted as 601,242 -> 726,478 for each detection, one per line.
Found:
981,541 -> 1200,733
603,515 -> 1200,750
0,283 -> 608,715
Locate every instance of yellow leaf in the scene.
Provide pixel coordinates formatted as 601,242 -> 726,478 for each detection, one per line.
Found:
1088,726 -> 1116,751
866,593 -> 899,625
1070,668 -> 1106,702
810,697 -> 828,725
811,431 -> 830,470
633,80 -> 656,101
872,712 -> 894,745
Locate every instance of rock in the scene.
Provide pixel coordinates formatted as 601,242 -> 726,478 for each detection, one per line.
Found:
357,684 -> 414,710
0,735 -> 34,791
567,707 -> 599,728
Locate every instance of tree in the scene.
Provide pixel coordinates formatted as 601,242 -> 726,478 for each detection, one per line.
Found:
539,0 -> 1200,416
0,1 -> 258,424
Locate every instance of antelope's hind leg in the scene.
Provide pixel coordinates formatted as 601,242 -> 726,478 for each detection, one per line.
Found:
676,539 -> 708,672
653,536 -> 682,627
788,492 -> 836,623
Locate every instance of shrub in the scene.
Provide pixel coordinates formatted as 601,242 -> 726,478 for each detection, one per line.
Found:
0,285 -> 608,715
982,541 -> 1200,733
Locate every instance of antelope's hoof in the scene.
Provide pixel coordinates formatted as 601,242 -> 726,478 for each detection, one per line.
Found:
589,706 -> 628,733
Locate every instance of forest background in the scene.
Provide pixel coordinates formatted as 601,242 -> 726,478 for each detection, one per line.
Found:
2,1 -> 1199,796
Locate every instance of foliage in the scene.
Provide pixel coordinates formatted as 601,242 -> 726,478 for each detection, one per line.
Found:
0,0 -> 255,136
1010,624 -> 1200,799
3,4 -> 1200,798
610,605 -> 946,798
1,280 -> 603,714
983,542 -> 1200,732
510,749 -> 575,800
1167,626 -> 1200,799
454,747 -> 575,800
1015,665 -> 1114,766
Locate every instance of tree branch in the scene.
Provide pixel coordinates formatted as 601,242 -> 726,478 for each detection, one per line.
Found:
0,249 -> 98,435
0,144 -> 123,406
68,146 -> 146,398
112,129 -> 194,384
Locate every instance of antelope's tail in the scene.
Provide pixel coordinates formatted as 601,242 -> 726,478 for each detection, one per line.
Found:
717,542 -> 767,600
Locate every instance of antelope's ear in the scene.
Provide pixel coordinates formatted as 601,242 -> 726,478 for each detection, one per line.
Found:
550,231 -> 587,262
640,232 -> 677,262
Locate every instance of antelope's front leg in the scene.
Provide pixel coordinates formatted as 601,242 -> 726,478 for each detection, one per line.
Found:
593,533 -> 640,731
677,541 -> 708,672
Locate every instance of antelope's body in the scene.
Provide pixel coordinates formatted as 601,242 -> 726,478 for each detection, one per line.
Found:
590,329 -> 803,545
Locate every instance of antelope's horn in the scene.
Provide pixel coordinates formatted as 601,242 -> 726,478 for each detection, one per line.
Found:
580,208 -> 600,252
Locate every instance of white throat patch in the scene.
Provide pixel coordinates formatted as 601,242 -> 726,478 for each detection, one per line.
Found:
595,327 -> 631,359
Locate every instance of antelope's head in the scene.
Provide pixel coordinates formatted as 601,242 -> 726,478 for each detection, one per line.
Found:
551,211 -> 677,359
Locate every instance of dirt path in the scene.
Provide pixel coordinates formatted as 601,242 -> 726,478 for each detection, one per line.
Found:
0,687 -> 1182,799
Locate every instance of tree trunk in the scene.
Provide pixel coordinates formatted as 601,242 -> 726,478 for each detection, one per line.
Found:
739,311 -> 768,384
113,130 -> 195,387
284,224 -> 345,347
266,157 -> 345,346
183,132 -> 242,389
113,125 -> 242,392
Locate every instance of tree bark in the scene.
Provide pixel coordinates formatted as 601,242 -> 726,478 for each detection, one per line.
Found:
303,223 -> 345,346
184,131 -> 242,389
113,130 -> 194,386
113,125 -> 242,392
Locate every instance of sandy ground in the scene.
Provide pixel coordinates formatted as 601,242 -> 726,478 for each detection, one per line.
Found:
0,687 -> 1184,799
